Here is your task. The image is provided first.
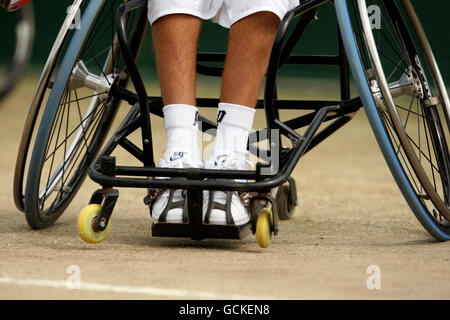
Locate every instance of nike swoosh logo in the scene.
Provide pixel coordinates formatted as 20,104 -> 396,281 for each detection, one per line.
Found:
170,152 -> 185,162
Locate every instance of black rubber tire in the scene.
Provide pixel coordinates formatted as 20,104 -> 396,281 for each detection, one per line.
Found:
277,180 -> 297,221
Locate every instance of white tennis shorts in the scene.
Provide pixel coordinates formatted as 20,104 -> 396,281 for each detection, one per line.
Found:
147,0 -> 300,28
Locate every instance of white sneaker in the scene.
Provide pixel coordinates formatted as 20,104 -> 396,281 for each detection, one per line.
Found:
203,154 -> 253,226
150,152 -> 202,224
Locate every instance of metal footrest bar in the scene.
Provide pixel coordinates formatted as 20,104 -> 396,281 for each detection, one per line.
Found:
89,103 -> 333,192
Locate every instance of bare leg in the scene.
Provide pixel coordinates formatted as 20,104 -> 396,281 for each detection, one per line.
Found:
152,14 -> 202,106
150,15 -> 203,225
151,14 -> 203,164
221,12 -> 281,108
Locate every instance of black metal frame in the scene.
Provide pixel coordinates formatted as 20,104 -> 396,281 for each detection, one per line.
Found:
87,0 -> 365,240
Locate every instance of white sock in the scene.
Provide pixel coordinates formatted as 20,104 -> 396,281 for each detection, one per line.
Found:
163,104 -> 202,164
211,103 -> 256,161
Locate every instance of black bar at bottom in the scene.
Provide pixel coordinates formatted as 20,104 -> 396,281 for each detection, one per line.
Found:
188,190 -> 204,241
151,223 -> 251,240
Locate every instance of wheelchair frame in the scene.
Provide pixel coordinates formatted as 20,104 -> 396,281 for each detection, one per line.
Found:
17,0 -> 450,244
85,0 -> 365,241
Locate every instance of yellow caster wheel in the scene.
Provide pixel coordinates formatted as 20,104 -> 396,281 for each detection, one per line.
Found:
256,208 -> 273,248
77,204 -> 111,244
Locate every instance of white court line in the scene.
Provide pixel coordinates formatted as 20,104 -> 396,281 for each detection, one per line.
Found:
0,277 -> 270,300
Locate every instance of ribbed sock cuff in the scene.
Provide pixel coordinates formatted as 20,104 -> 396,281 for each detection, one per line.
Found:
163,104 -> 199,129
217,103 -> 255,131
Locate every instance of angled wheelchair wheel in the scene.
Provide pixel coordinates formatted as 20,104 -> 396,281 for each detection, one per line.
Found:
22,0 -> 147,229
14,0 -> 84,212
350,0 -> 450,240
0,3 -> 34,101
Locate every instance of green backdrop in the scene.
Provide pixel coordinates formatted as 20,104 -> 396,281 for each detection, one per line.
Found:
1,0 -> 449,81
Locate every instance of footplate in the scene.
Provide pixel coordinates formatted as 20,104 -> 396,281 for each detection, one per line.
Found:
151,222 -> 252,241
151,185 -> 252,240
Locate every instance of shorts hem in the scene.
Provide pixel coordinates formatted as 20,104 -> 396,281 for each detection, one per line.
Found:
221,7 -> 287,28
148,8 -> 216,25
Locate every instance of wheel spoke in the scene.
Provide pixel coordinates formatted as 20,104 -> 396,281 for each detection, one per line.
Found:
44,94 -> 107,162
396,103 -> 432,121
381,112 -> 421,192
421,101 -> 438,193
60,103 -> 106,188
54,102 -> 107,203
75,90 -> 90,152
379,10 -> 410,66
405,131 -> 441,174
41,89 -> 68,206
399,96 -> 415,132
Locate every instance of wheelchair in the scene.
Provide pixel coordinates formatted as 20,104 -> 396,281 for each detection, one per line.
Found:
13,0 -> 450,248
